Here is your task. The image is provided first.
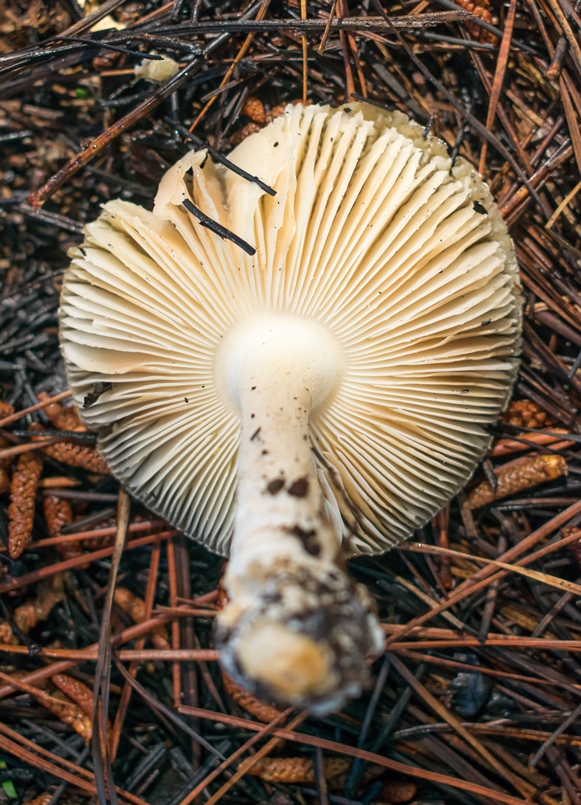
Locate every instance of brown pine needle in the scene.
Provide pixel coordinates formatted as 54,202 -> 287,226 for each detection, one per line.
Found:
385,499 -> 581,647
402,542 -> 581,597
175,707 -> 297,805
478,0 -> 517,175
178,706 -> 532,805
0,391 -> 72,430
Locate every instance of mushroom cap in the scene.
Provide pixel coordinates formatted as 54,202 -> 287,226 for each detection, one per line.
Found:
60,102 -> 522,555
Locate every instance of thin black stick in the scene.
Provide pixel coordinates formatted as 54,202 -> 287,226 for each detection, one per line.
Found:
182,199 -> 257,256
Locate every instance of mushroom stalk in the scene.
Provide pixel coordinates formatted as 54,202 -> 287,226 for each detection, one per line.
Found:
215,314 -> 383,711
225,315 -> 344,597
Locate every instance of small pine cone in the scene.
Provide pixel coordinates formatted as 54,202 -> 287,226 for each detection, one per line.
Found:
563,526 -> 581,569
467,454 -> 567,509
44,494 -> 73,537
502,399 -> 555,429
45,688 -> 92,743
29,424 -> 109,474
455,0 -> 497,42
8,451 -> 43,558
266,99 -> 310,122
0,621 -> 18,645
222,671 -> 282,724
12,600 -> 39,634
0,467 -> 9,495
0,435 -> 12,494
241,95 -> 267,124
11,670 -> 92,743
0,401 -> 15,420
151,631 -> 171,651
230,121 -> 262,145
13,576 -> 65,634
43,495 -> 80,561
381,779 -> 418,804
114,587 -> 170,648
24,794 -> 52,805
93,52 -> 120,70
37,392 -> 85,432
467,13 -> 497,44
52,673 -> 94,718
42,441 -> 109,474
247,757 -> 350,784
80,515 -> 116,551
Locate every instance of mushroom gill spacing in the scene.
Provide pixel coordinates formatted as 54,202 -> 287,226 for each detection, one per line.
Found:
60,101 -> 522,557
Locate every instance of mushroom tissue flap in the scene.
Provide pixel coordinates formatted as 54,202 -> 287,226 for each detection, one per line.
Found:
60,101 -> 522,557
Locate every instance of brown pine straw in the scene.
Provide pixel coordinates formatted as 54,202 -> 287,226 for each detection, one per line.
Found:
166,536 -> 182,709
387,654 -> 552,804
0,593 -> 218,700
0,722 -> 144,805
0,669 -> 86,713
110,541 -> 162,759
401,540 -> 581,597
477,0 -> 517,175
392,527 -> 581,635
152,604 -> 218,617
490,430 -> 573,456
0,438 -> 70,461
178,706 -> 532,805
176,708 -> 299,805
92,489 -> 131,805
0,390 -> 71,429
385,499 -> 581,647
0,646 -> 220,661
386,637 -> 581,651
396,649 -> 581,690
194,0 -> 273,134
9,518 -> 168,550
0,529 -> 180,594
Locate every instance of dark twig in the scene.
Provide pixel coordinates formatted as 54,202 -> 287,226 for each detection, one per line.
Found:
181,199 -> 256,255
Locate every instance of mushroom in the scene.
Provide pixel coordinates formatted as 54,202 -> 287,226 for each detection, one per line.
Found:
60,102 -> 522,713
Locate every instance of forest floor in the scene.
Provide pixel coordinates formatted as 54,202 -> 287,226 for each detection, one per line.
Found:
2,1 -> 581,804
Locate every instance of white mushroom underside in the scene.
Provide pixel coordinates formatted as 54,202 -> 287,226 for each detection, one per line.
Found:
61,102 -> 522,555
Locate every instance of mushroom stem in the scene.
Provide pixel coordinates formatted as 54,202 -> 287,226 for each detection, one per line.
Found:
215,314 -> 383,712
